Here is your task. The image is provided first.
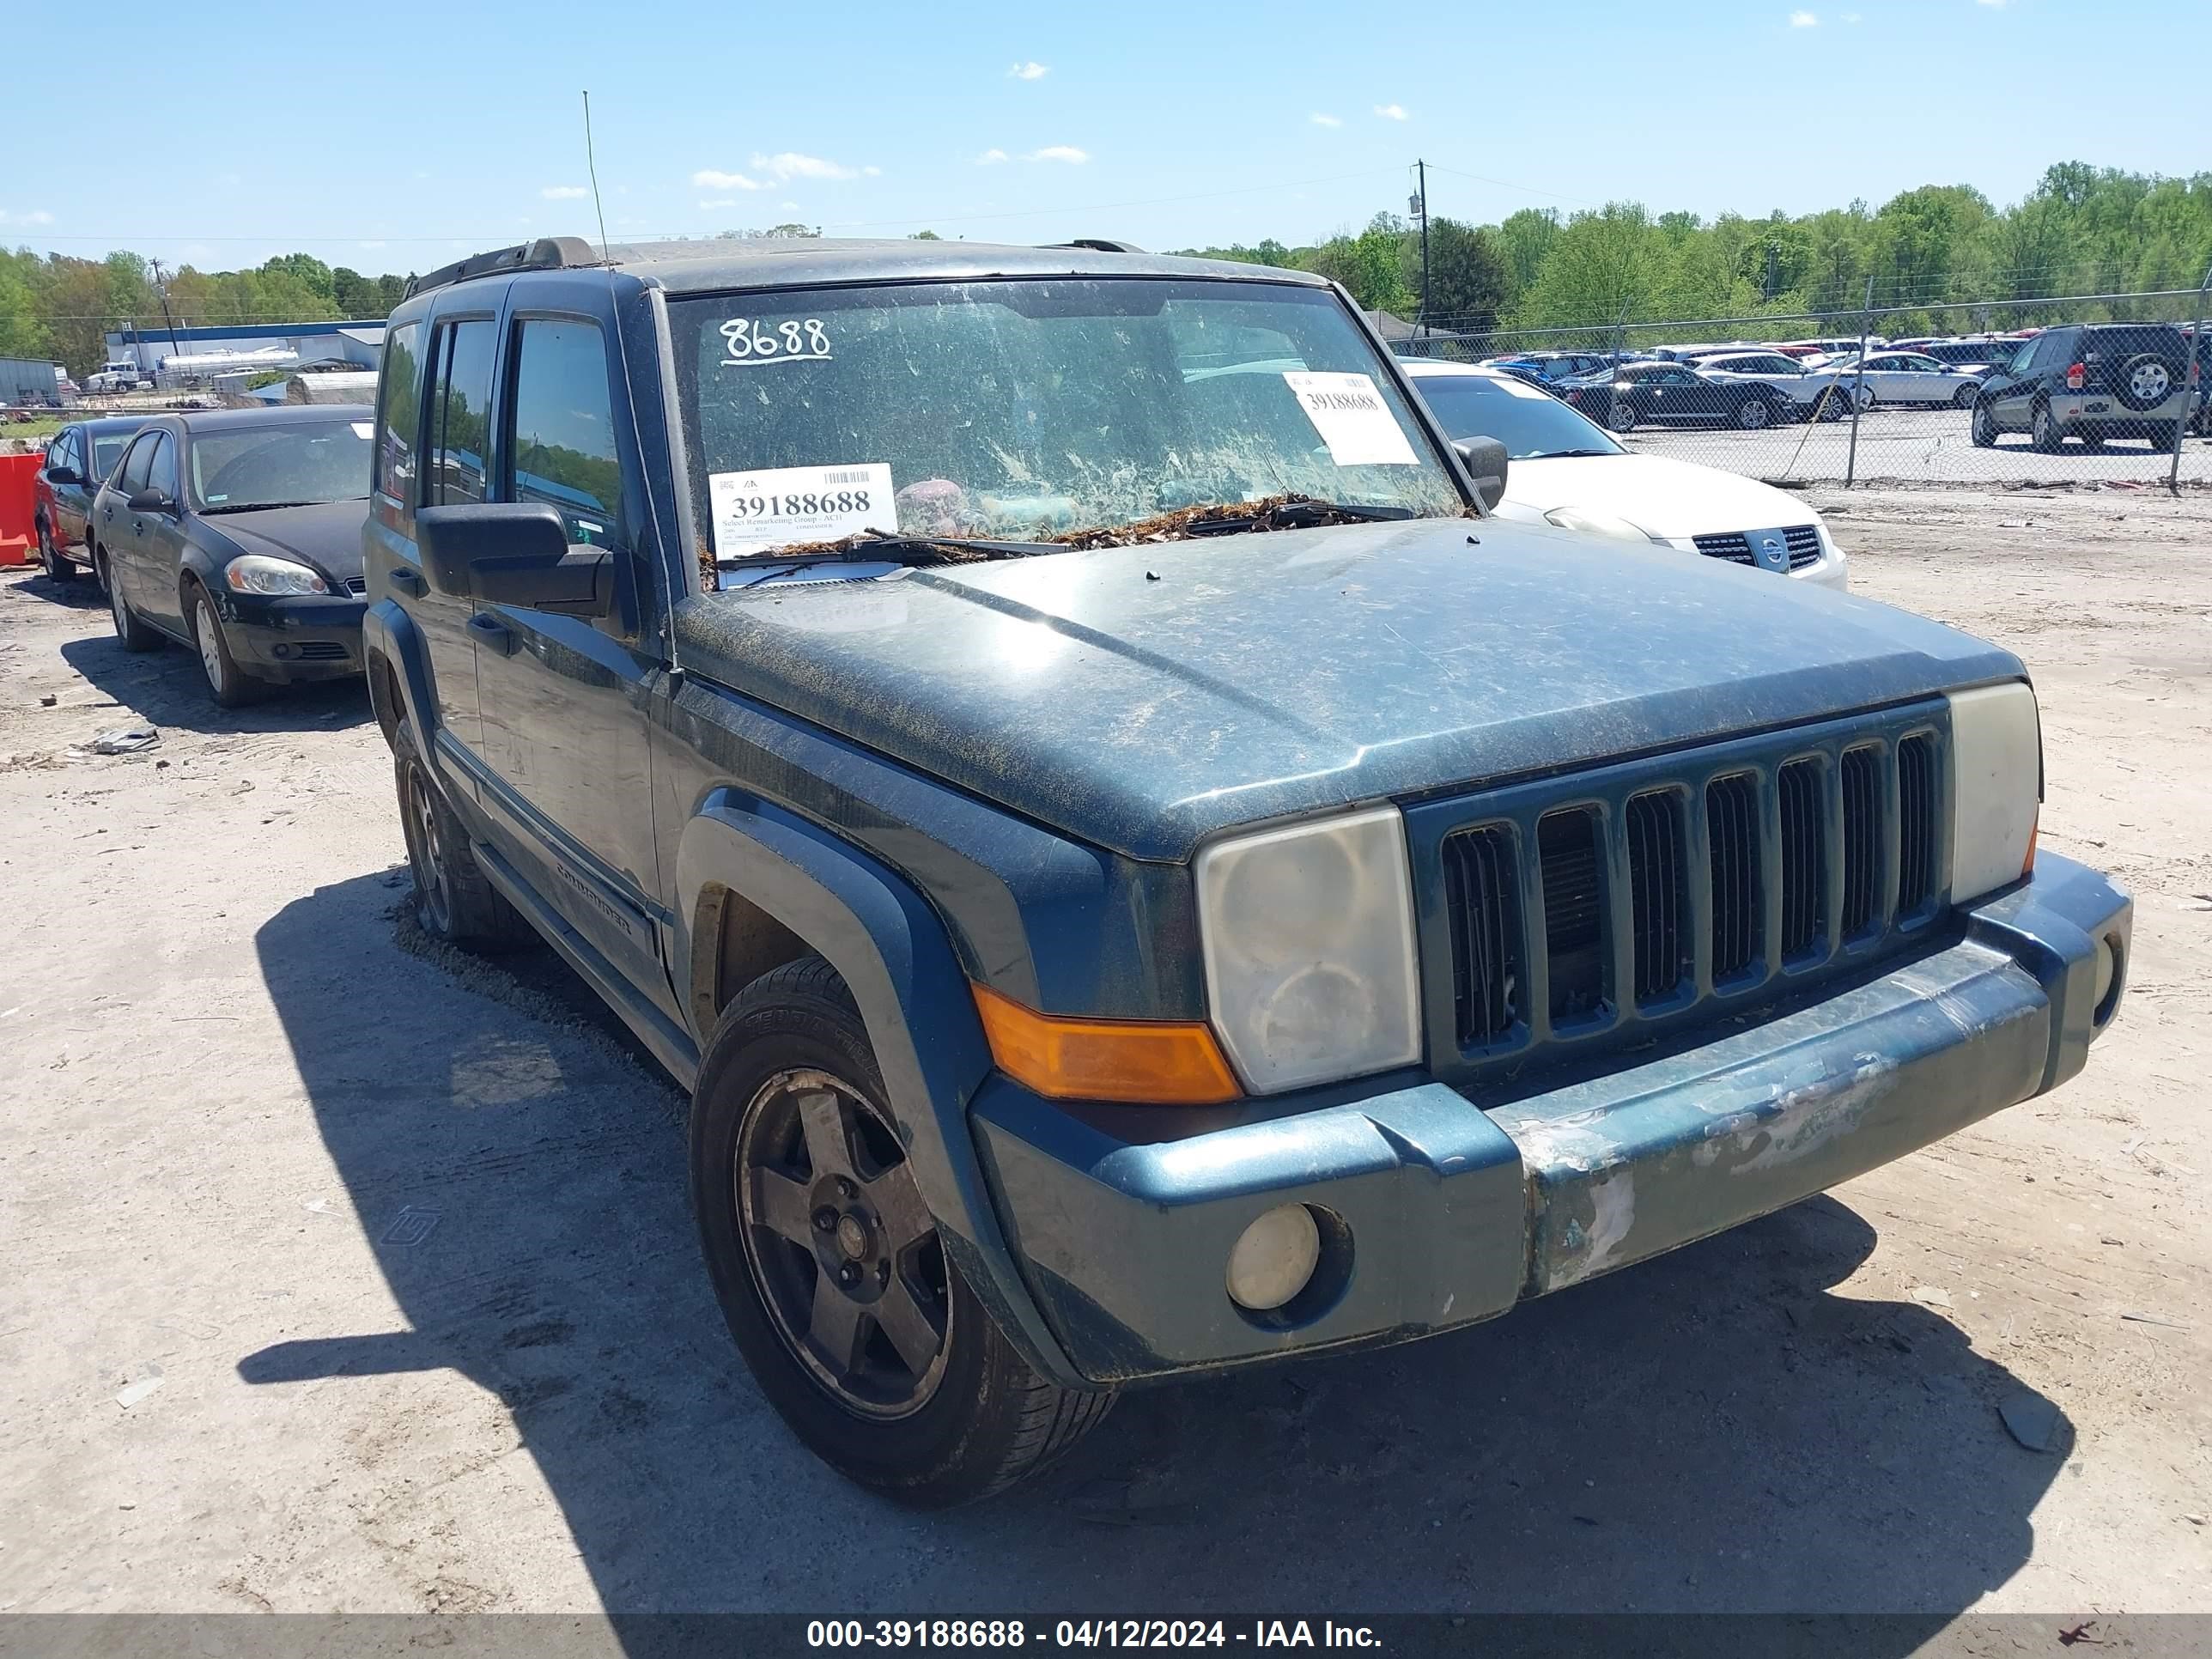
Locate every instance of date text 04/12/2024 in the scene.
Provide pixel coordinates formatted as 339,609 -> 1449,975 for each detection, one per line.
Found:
805,1622 -> 1382,1649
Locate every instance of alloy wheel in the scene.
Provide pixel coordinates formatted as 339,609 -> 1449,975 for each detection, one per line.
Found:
401,766 -> 455,936
195,602 -> 227,695
109,572 -> 130,635
736,1068 -> 951,1419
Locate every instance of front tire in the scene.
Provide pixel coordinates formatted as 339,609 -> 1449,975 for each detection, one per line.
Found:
392,715 -> 531,950
188,586 -> 264,708
1607,399 -> 1637,434
691,957 -> 1113,1507
1972,401 -> 2000,447
1735,396 -> 1772,430
1953,383 -> 1978,410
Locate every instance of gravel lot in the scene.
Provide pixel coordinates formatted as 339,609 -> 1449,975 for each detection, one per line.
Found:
1,489 -> 2207,1625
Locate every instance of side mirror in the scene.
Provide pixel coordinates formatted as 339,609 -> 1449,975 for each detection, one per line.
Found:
46,465 -> 82,486
1453,436 -> 1510,512
126,488 -> 175,515
416,502 -> 613,618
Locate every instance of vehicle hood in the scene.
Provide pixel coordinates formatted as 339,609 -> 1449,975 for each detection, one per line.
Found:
201,498 -> 368,584
1495,453 -> 1824,540
674,517 -> 2017,862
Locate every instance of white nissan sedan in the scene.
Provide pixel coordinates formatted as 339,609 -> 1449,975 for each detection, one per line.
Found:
1403,359 -> 1848,591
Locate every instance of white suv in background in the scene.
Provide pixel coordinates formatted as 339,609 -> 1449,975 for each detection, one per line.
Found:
1402,360 -> 1848,589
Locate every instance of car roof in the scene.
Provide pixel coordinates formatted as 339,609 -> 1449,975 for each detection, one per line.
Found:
1400,360 -> 1508,379
152,404 -> 374,434
407,234 -> 1328,302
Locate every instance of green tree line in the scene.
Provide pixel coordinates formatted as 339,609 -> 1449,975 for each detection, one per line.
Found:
1178,161 -> 2212,337
0,249 -> 410,377
6,162 -> 2210,379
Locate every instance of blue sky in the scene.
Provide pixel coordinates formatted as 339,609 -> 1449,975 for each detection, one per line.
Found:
5,0 -> 2201,274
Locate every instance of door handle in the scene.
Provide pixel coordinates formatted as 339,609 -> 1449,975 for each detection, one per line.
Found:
387,567 -> 426,598
467,613 -> 515,655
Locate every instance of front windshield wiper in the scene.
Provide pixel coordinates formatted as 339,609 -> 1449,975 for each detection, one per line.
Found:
1536,448 -> 1621,459
749,529 -> 1060,568
198,499 -> 333,514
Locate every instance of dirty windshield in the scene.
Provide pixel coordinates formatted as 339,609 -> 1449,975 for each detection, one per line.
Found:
670,278 -> 1468,565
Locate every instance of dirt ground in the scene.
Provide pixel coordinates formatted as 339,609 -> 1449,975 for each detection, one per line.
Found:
0,488 -> 2206,1626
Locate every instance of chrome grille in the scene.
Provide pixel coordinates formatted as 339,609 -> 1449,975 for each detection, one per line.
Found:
1692,532 -> 1755,565
1430,706 -> 1949,1068
1692,524 -> 1822,572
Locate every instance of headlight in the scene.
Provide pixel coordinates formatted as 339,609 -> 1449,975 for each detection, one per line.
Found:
1543,506 -> 1665,544
1194,805 -> 1421,1094
1947,681 -> 2041,904
225,555 -> 329,596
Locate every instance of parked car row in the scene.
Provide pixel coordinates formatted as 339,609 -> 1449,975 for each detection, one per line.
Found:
1443,320 -> 2205,451
32,407 -> 372,705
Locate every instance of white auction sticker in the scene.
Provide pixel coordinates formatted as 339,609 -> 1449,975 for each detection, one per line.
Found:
708,463 -> 895,560
1282,371 -> 1420,466
1495,377 -> 1551,400
349,420 -> 374,439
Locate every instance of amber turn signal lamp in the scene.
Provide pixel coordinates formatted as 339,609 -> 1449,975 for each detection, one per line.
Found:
970,983 -> 1242,1106
2021,814 -> 2039,877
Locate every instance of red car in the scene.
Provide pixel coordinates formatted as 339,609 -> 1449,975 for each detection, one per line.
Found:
32,416 -> 149,581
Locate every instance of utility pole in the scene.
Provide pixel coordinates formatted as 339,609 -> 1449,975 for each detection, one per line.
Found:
149,258 -> 183,380
1409,161 -> 1431,337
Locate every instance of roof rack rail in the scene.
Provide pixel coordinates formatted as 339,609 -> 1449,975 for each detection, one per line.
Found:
1046,239 -> 1146,254
404,236 -> 602,301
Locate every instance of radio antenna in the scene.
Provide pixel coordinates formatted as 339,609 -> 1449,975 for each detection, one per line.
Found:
582,89 -> 612,264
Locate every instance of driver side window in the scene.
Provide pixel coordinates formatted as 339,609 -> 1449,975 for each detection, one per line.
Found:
146,434 -> 178,501
114,434 -> 156,495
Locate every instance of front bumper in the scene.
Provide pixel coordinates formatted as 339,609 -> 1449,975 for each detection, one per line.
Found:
972,851 -> 2129,1386
218,591 -> 367,680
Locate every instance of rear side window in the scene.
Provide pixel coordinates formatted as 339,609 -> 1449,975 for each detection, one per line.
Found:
374,320 -> 423,507
425,319 -> 496,506
507,318 -> 624,544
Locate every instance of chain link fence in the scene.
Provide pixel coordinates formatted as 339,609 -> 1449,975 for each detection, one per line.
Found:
1390,288 -> 2212,489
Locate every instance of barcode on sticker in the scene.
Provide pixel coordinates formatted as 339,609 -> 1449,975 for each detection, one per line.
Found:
823,470 -> 872,485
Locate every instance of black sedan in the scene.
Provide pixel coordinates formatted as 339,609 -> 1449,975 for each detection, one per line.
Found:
90,406 -> 373,707
1560,362 -> 1793,433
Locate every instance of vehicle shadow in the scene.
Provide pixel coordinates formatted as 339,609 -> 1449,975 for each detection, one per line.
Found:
8,566 -> 108,610
58,631 -> 372,735
246,872 -> 2065,1632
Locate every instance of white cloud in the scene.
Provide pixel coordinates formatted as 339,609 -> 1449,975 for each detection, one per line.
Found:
541,185 -> 590,200
1843,9 -> 1862,19
975,148 -> 1010,166
1310,112 -> 1342,127
1025,146 -> 1089,164
0,208 -> 54,226
1374,103 -> 1408,120
1790,9 -> 1818,23
692,168 -> 764,191
358,239 -> 386,249
751,151 -> 861,182
1008,61 -> 1049,80
781,201 -> 801,210
863,166 -> 882,177
698,198 -> 744,210
1976,0 -> 2013,7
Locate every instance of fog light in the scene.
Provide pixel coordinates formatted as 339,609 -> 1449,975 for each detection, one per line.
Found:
2093,936 -> 2114,1008
1226,1204 -> 1322,1312
2093,933 -> 2123,1028
270,642 -> 293,659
